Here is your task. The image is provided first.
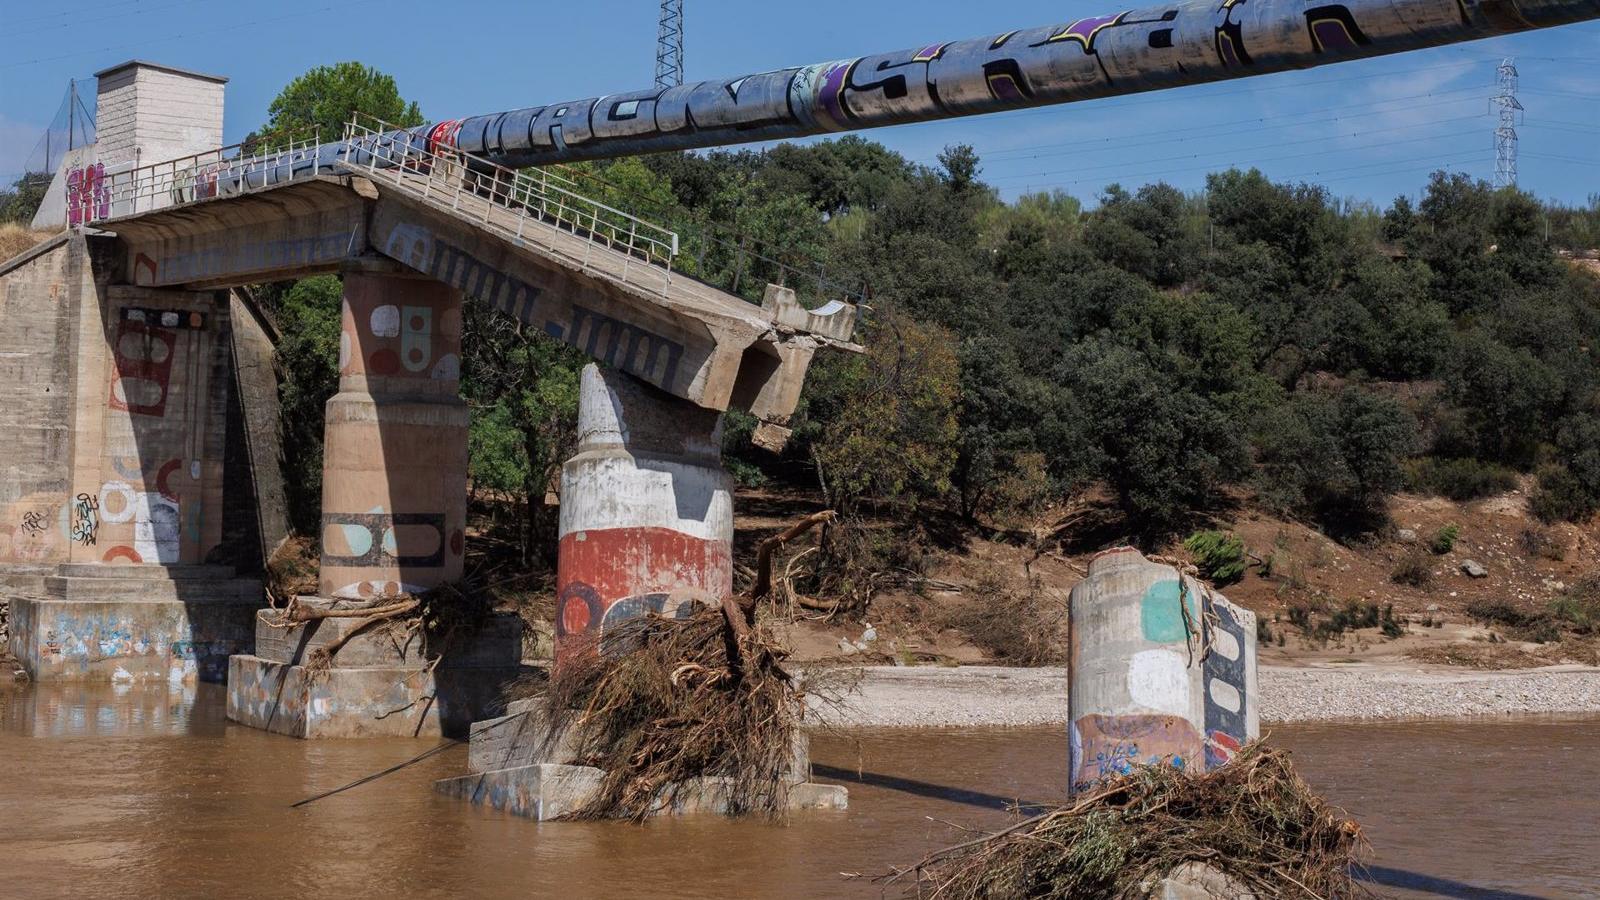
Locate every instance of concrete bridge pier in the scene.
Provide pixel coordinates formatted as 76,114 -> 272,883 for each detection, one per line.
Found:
226,260 -> 519,738
1068,549 -> 1260,795
438,363 -> 848,815
317,259 -> 468,600
555,363 -> 734,660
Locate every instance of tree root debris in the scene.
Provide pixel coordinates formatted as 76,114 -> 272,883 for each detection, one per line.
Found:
881,742 -> 1369,900
515,511 -> 837,822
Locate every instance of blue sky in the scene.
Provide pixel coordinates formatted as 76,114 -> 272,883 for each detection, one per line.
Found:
2,0 -> 1597,208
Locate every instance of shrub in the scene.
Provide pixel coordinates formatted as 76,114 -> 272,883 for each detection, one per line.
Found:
1287,604 -> 1313,631
1391,550 -> 1432,587
1429,524 -> 1460,555
1466,599 -> 1531,629
1531,464 -> 1600,524
1520,526 -> 1566,561
1326,600 -> 1381,634
1403,457 -> 1519,501
1380,605 -> 1405,638
1550,578 -> 1600,635
1183,530 -> 1247,585
1289,599 -> 1401,641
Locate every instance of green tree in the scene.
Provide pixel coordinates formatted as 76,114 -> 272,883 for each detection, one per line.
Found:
1254,389 -> 1415,532
460,304 -> 585,568
1055,336 -> 1246,538
271,276 -> 343,534
262,62 -> 424,146
804,310 -> 961,514
0,173 -> 49,225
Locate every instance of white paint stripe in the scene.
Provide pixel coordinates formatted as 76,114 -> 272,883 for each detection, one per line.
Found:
1127,650 -> 1191,718
1209,678 -> 1242,714
559,455 -> 732,542
1212,626 -> 1240,662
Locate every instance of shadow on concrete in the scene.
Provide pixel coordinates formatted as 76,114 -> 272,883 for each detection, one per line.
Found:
811,763 -> 1050,813
1360,865 -> 1550,900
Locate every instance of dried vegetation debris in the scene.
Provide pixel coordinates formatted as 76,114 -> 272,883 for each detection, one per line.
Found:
886,742 -> 1367,900
510,511 -> 840,822
522,609 -> 809,821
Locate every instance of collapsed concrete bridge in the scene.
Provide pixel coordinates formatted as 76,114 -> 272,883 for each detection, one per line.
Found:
4,63 -> 857,736
4,0 -> 1600,744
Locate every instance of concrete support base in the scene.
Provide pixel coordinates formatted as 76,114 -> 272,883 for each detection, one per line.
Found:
225,655 -> 514,739
434,697 -> 845,819
435,765 -> 848,821
4,564 -> 259,683
223,597 -> 521,739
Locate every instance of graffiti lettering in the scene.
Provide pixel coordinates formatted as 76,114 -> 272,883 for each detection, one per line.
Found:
19,511 -> 45,536
70,493 -> 99,547
65,163 -> 109,226
414,0 -> 1510,169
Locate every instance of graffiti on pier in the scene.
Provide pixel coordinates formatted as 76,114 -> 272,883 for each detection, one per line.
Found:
70,493 -> 99,547
109,319 -> 178,417
403,0 -> 1525,168
1,495 -> 66,563
99,481 -> 182,564
1070,713 -> 1201,794
122,306 -> 206,330
554,583 -> 698,643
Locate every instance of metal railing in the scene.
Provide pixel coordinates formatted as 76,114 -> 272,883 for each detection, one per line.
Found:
340,113 -> 679,297
69,113 -> 865,314
86,133 -> 324,222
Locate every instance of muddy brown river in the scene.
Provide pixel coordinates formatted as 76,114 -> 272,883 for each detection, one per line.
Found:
1,681 -> 1596,899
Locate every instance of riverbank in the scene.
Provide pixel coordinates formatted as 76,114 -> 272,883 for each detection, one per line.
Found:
809,663 -> 1600,729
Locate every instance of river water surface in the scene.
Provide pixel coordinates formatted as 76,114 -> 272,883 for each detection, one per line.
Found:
1,680 -> 1596,899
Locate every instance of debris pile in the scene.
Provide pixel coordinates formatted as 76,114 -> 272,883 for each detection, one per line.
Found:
514,511 -> 836,822
530,607 -> 804,821
888,742 -> 1367,899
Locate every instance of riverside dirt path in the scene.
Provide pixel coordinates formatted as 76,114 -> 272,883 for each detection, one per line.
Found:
810,663 -> 1600,729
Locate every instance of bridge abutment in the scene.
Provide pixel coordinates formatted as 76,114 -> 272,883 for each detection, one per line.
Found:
3,233 -> 267,682
226,261 -> 518,738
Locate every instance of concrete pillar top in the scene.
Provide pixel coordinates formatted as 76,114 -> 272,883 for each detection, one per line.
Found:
576,364 -> 723,464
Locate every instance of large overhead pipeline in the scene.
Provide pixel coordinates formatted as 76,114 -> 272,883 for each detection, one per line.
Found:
423,0 -> 1598,167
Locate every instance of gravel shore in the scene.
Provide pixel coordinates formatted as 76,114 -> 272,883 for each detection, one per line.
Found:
811,664 -> 1600,729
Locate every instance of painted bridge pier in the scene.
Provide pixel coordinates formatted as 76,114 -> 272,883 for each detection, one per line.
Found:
224,260 -> 526,739
555,364 -> 734,660
1068,549 -> 1260,793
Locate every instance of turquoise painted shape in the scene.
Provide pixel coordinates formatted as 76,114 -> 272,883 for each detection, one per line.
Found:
1141,580 -> 1197,644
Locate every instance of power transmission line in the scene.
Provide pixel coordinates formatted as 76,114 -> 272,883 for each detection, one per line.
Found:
656,0 -> 684,90
985,123 -> 1487,184
1494,58 -> 1522,188
978,86 -> 1489,164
